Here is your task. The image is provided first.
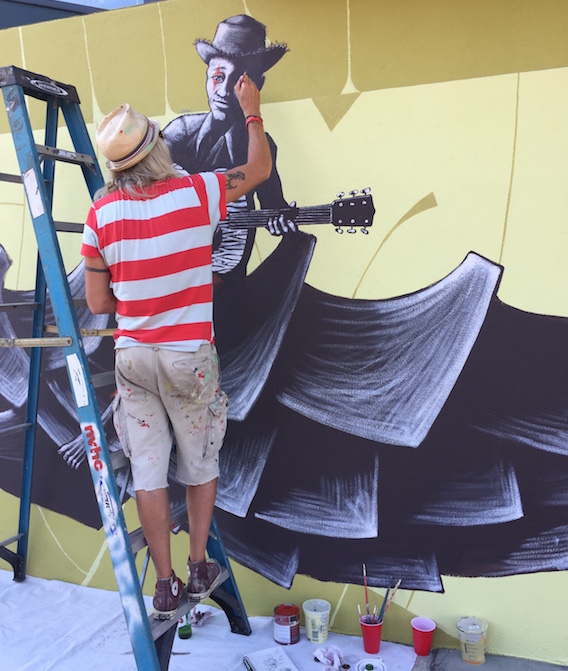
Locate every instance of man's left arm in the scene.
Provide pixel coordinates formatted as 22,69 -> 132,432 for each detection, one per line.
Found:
84,256 -> 117,314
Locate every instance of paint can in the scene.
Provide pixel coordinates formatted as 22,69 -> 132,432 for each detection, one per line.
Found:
273,603 -> 300,645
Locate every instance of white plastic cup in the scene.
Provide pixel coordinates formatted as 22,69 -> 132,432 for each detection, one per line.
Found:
302,599 -> 331,643
456,616 -> 488,664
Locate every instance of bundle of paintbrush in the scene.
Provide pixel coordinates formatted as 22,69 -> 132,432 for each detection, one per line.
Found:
358,566 -> 402,624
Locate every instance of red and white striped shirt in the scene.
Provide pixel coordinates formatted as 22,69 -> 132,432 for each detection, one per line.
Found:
81,173 -> 226,351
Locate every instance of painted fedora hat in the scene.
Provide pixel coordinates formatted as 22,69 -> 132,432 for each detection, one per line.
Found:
195,14 -> 288,73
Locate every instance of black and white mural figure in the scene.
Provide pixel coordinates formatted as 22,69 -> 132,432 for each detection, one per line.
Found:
2,14 -> 568,595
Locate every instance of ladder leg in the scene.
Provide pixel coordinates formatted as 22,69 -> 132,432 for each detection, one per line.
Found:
154,623 -> 178,671
207,515 -> 251,635
16,257 -> 47,580
60,100 -> 105,198
17,102 -> 57,578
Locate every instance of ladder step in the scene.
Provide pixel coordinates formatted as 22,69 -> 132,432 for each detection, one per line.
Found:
148,568 -> 231,640
91,371 -> 116,388
0,533 -> 24,548
110,450 -> 130,471
0,336 -> 72,348
150,593 -> 193,641
128,503 -> 189,555
36,144 -> 96,168
0,65 -> 81,103
0,302 -> 41,312
0,422 -> 32,438
0,171 -> 22,184
44,325 -> 114,338
54,221 -> 84,233
0,300 -> 86,312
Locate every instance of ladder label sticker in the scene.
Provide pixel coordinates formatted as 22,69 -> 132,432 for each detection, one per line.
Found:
67,353 -> 89,407
22,169 -> 45,219
29,79 -> 68,97
82,422 -> 118,537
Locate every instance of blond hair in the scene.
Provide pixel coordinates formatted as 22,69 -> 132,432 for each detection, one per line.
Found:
95,136 -> 180,200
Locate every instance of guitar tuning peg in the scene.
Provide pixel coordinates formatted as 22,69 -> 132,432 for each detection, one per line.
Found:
349,189 -> 359,197
336,191 -> 345,199
347,227 -> 356,234
335,226 -> 344,234
362,187 -> 371,195
361,227 -> 369,235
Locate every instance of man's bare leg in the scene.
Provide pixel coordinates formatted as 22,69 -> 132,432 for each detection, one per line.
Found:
136,488 -> 172,579
186,478 -> 217,562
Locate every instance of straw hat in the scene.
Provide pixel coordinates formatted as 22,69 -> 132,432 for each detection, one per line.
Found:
195,15 -> 287,73
96,104 -> 160,171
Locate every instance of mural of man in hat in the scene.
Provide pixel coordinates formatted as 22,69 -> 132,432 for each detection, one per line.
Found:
163,15 -> 296,290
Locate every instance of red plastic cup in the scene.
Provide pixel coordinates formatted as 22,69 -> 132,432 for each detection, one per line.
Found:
360,616 -> 383,654
411,616 -> 436,656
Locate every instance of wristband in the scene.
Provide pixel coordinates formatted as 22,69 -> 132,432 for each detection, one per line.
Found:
245,115 -> 263,129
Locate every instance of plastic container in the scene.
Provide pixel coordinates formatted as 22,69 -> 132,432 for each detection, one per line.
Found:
456,616 -> 488,664
411,616 -> 436,655
303,599 -> 331,643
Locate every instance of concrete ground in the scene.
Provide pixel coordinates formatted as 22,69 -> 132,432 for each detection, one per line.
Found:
412,649 -> 567,670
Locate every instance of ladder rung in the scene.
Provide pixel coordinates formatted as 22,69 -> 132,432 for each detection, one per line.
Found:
149,593 -> 193,640
148,569 -> 230,640
0,422 -> 32,437
0,172 -> 22,184
0,302 -> 41,312
129,526 -> 147,555
0,533 -> 24,548
44,325 -> 114,338
54,221 -> 84,233
36,144 -> 96,168
128,504 -> 188,555
110,450 -> 129,471
91,370 -> 116,388
0,300 -> 84,312
0,336 -> 72,348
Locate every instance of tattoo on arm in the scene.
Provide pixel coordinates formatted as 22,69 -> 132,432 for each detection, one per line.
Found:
225,170 -> 246,191
85,266 -> 110,273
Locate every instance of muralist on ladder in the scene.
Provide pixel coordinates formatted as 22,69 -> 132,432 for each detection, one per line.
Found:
1,15 -> 568,594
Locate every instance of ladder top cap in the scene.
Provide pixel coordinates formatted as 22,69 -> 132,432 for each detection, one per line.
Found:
0,66 -> 80,104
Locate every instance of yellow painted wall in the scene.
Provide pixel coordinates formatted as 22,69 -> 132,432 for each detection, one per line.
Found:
1,0 -> 568,664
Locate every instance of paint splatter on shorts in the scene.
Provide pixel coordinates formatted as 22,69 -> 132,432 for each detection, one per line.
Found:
112,343 -> 228,491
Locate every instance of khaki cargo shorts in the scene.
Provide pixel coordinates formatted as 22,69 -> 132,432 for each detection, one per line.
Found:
112,343 -> 228,491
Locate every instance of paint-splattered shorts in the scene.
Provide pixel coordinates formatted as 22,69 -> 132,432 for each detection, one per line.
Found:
112,344 -> 228,491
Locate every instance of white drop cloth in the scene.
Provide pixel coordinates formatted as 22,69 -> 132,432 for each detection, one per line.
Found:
0,569 -> 416,671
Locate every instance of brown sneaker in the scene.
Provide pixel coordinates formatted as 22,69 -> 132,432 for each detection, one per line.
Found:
153,572 -> 184,619
187,559 -> 225,601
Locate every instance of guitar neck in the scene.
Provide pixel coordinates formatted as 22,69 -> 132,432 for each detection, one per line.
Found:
226,204 -> 332,229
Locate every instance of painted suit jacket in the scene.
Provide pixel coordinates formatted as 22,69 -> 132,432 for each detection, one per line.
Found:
163,112 -> 287,281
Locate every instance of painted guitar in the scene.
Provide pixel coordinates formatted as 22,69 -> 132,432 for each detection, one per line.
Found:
226,189 -> 375,234
212,189 -> 375,274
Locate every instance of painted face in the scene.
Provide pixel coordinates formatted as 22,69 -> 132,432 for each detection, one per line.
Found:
206,57 -> 242,122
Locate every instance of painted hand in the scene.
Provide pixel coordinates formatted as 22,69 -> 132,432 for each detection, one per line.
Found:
267,202 -> 299,236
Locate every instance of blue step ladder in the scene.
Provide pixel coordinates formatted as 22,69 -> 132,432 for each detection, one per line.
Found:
0,65 -> 250,671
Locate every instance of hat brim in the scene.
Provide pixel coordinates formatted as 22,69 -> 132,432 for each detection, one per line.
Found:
107,119 -> 161,172
195,40 -> 288,73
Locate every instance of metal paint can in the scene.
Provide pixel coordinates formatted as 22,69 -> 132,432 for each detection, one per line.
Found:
273,603 -> 300,644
